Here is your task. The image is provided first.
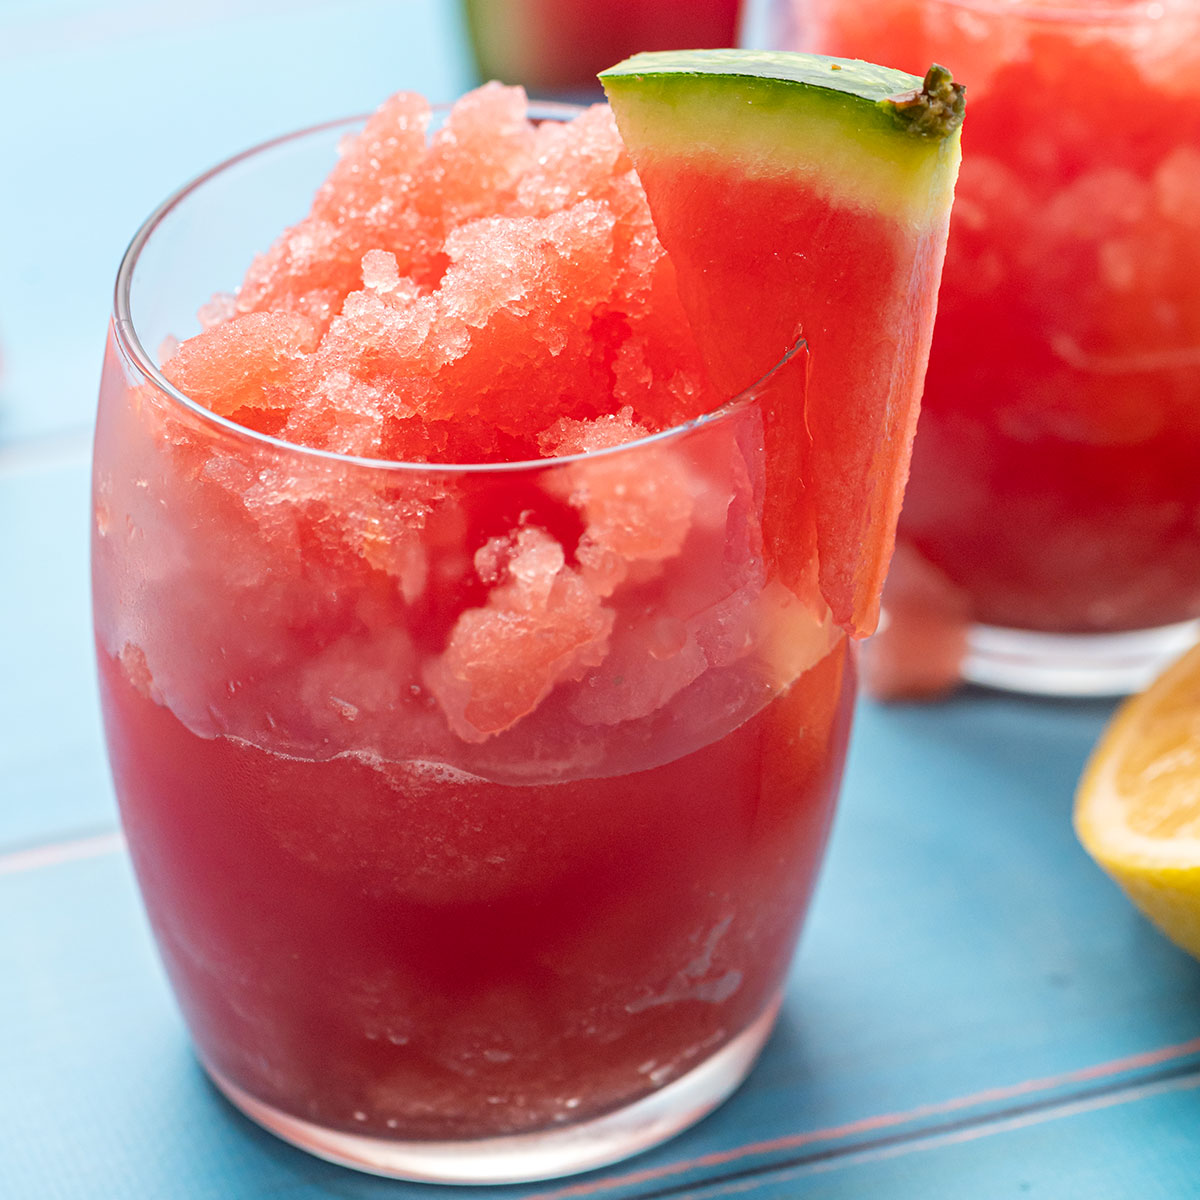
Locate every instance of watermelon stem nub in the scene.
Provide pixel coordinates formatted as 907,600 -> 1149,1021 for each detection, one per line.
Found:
884,65 -> 965,139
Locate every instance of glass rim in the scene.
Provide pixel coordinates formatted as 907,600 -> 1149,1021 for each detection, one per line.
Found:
924,0 -> 1184,24
112,102 -> 775,477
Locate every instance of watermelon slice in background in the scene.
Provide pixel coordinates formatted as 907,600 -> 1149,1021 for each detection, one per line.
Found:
601,50 -> 964,638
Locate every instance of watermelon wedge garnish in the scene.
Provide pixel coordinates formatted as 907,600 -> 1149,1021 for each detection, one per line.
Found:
601,50 -> 964,637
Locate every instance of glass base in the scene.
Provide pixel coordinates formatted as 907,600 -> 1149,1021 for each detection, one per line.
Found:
961,619 -> 1200,697
206,993 -> 782,1184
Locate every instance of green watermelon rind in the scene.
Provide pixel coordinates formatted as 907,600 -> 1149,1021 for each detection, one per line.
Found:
602,49 -> 917,105
600,50 -> 962,137
601,50 -> 962,226
604,51 -> 960,208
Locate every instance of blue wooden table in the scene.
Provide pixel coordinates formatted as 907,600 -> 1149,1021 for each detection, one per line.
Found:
5,3 -> 1200,1196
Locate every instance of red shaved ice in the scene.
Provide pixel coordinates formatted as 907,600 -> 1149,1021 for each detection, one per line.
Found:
161,311 -> 318,417
102,82 -> 856,773
425,526 -> 614,742
179,83 -> 718,467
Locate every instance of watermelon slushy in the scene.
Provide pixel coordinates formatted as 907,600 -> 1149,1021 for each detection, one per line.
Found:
785,0 -> 1200,693
93,89 -> 853,1181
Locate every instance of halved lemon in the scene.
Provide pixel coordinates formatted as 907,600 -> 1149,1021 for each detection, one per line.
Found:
1075,643 -> 1200,958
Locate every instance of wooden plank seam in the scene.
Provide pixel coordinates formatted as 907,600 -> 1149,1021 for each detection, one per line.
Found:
649,1067 -> 1200,1200
523,1039 -> 1200,1200
0,830 -> 125,876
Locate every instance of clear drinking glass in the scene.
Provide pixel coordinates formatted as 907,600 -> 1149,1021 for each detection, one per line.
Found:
91,111 -> 855,1183
777,0 -> 1200,696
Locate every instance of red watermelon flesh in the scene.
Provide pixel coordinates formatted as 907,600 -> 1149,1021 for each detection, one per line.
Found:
603,51 -> 964,636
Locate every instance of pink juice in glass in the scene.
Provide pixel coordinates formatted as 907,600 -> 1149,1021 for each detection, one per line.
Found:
781,0 -> 1200,696
93,86 -> 854,1182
